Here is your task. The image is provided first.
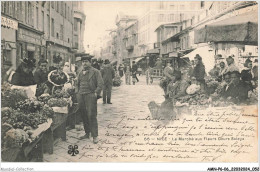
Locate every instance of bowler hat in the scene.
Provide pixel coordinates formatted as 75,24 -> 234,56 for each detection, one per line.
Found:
104,59 -> 110,64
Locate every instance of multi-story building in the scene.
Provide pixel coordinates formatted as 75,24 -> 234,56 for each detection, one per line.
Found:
155,1 -> 258,73
72,1 -> 86,57
115,13 -> 137,64
1,1 -> 86,70
124,20 -> 139,61
47,1 -> 74,67
138,1 -> 202,58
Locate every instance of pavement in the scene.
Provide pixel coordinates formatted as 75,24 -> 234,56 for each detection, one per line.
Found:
43,75 -> 165,162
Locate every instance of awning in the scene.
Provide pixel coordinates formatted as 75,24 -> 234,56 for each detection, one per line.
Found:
133,57 -> 143,63
181,46 -> 215,74
195,10 -> 258,45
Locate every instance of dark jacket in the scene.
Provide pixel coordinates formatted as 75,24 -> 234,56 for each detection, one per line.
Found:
193,63 -> 206,82
224,81 -> 249,104
132,64 -> 138,73
75,67 -> 103,95
101,64 -> 115,85
241,69 -> 253,82
11,67 -> 36,86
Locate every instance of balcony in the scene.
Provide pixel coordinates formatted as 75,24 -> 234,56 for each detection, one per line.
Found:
126,45 -> 134,51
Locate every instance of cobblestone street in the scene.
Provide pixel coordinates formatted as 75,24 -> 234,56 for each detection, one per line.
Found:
43,75 -> 165,162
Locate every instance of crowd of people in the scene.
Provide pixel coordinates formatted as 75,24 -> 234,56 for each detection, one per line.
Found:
2,55 -> 119,144
148,54 -> 258,122
159,54 -> 258,104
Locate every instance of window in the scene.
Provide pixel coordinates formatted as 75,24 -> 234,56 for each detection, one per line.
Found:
169,14 -> 174,21
170,5 -> 175,10
65,3 -> 67,18
57,2 -> 59,13
60,25 -> 64,40
74,18 -> 78,31
51,18 -> 54,37
36,7 -> 39,28
61,2 -> 63,16
42,11 -> 44,31
47,14 -> 50,36
51,2 -> 54,8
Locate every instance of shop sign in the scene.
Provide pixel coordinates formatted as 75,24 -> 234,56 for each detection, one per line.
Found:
17,28 -> 42,45
50,46 -> 68,54
1,16 -> 18,30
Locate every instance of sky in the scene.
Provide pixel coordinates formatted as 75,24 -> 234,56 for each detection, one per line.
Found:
83,1 -> 147,51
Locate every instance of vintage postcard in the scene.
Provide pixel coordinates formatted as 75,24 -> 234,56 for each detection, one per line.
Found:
1,1 -> 259,171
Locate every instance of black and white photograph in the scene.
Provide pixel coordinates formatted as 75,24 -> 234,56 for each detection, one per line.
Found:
1,1 -> 259,171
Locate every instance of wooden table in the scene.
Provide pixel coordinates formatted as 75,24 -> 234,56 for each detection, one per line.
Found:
43,112 -> 68,154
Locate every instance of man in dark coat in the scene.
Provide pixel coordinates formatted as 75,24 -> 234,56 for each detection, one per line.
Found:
101,59 -> 115,104
75,56 -> 104,144
224,71 -> 249,104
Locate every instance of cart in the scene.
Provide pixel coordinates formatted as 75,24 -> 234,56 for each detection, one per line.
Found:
148,68 -> 164,84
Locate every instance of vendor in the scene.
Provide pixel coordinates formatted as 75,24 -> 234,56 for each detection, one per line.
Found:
11,58 -> 36,86
224,71 -> 249,104
192,54 -> 206,91
224,56 -> 239,74
163,60 -> 174,96
241,58 -> 254,90
168,71 -> 190,100
34,59 -> 50,96
217,62 -> 226,82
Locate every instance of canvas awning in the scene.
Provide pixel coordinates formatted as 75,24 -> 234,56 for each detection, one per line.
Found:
195,10 -> 258,45
133,57 -> 144,63
181,46 -> 215,73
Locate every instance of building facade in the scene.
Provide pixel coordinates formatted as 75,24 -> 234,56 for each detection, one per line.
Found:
1,1 -> 86,70
155,1 -> 258,73
73,1 -> 86,57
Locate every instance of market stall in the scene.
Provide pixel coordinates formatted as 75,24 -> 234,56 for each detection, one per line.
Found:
1,84 -> 54,162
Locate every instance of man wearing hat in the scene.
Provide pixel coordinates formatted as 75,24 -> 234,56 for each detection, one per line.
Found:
101,59 -> 115,104
75,56 -> 103,144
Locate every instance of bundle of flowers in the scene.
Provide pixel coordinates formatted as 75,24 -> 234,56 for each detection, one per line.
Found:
1,89 -> 28,108
48,70 -> 69,87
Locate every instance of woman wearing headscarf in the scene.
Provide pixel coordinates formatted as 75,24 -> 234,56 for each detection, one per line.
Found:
11,58 -> 36,86
192,54 -> 206,91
